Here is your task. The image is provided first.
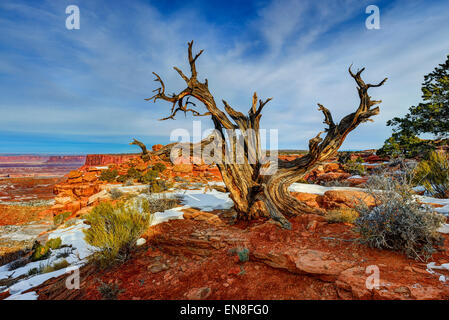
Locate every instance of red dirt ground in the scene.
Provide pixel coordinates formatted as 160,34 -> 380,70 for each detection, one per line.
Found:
28,214 -> 449,300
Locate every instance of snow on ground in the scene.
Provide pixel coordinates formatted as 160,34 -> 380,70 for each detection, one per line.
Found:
207,181 -> 226,187
0,186 -> 234,299
289,183 -> 449,216
288,183 -> 365,195
2,181 -> 446,299
0,220 -> 92,299
175,188 -> 233,211
416,195 -> 449,216
151,206 -> 186,226
348,175 -> 363,179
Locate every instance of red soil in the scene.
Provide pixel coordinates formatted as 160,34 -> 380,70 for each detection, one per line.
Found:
30,214 -> 449,300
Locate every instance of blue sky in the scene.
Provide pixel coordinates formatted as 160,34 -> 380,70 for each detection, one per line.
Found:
1,0 -> 448,154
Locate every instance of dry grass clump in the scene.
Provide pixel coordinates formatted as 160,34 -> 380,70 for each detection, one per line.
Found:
83,199 -> 152,269
325,208 -> 359,224
84,196 -> 178,269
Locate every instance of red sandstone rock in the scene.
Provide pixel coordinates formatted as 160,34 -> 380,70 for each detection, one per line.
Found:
173,164 -> 193,173
67,170 -> 83,179
152,144 -> 163,152
82,172 -> 97,182
323,163 -> 341,172
316,172 -> 351,182
317,190 -> 375,209
84,154 -> 139,166
0,290 -> 11,300
345,176 -> 369,187
291,192 -> 321,209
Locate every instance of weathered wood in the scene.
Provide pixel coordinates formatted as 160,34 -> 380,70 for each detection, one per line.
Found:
130,138 -> 150,161
146,41 -> 387,228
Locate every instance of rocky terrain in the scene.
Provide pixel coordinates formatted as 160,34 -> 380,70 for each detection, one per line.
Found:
0,145 -> 448,300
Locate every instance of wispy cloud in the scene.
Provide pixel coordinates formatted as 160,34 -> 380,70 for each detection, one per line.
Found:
0,0 -> 448,153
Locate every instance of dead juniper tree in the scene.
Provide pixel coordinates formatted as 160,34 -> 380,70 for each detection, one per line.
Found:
146,41 -> 387,229
130,138 -> 150,161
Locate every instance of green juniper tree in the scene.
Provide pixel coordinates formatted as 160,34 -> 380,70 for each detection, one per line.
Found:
378,55 -> 449,158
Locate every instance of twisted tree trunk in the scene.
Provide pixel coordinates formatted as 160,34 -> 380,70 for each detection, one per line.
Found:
146,41 -> 387,229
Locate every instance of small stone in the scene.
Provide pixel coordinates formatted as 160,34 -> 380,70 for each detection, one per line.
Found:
148,262 -> 169,273
136,238 -> 146,246
186,287 -> 211,300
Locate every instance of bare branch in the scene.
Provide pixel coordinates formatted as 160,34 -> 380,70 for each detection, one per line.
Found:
188,40 -> 204,78
317,103 -> 335,131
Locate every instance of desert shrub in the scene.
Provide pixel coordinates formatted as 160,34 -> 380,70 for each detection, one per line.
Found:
42,259 -> 70,274
139,169 -> 159,184
55,247 -> 72,259
354,173 -> 446,261
83,199 -> 153,269
152,162 -> 167,173
325,208 -> 359,224
237,248 -> 250,263
413,151 -> 449,198
53,211 -> 71,226
126,168 -> 142,180
27,267 -> 40,276
99,169 -> 119,182
97,280 -> 123,300
8,257 -> 30,271
46,237 -> 62,250
338,151 -> 352,165
343,157 -> 366,176
109,188 -> 123,200
31,237 -> 63,261
116,175 -> 127,183
144,195 -> 179,213
31,244 -> 50,262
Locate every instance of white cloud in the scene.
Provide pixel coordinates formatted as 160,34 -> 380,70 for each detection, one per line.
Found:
0,0 -> 448,152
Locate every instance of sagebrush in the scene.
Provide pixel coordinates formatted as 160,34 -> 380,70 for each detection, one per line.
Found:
84,196 -> 178,269
355,172 -> 445,261
83,200 -> 152,269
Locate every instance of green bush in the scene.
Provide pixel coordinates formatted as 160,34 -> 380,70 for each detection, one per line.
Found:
83,200 -> 153,269
99,169 -> 119,182
343,157 -> 366,176
355,174 -> 446,261
126,167 -> 142,180
237,248 -> 250,263
338,151 -> 352,165
413,151 -> 449,198
109,188 -> 123,200
97,280 -> 123,300
31,245 -> 50,262
53,211 -> 72,226
31,237 -> 63,261
46,237 -> 62,250
139,170 -> 159,184
152,163 -> 167,173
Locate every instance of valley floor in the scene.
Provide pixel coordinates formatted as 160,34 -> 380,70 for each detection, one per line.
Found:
1,183 -> 449,300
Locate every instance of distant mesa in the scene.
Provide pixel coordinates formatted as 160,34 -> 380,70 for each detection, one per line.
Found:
83,154 -> 140,166
45,156 -> 85,164
0,155 -> 85,164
